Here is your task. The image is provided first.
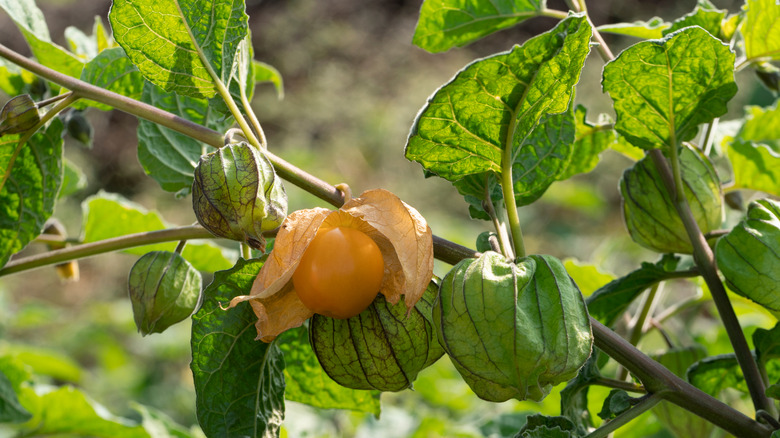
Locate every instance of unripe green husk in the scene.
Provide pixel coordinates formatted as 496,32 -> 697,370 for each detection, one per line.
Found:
128,251 -> 202,336
0,95 -> 39,136
192,142 -> 287,251
309,283 -> 443,392
620,146 -> 722,254
435,252 -> 592,402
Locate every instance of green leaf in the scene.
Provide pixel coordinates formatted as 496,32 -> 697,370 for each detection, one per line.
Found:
650,345 -> 714,438
406,15 -> 591,181
82,192 -> 236,272
715,199 -> 780,311
516,414 -> 579,438
0,0 -> 84,79
412,0 -> 546,53
726,104 -> 780,195
563,259 -> 614,296
454,105 -> 576,216
137,82 -> 232,195
109,0 -> 249,98
597,390 -> 632,420
0,345 -> 83,383
80,48 -> 145,111
16,385 -> 148,438
0,119 -> 63,268
60,159 -> 86,200
190,258 -> 285,438
277,326 -> 381,416
611,133 -> 645,161
557,105 -> 613,181
602,26 -> 737,150
767,383 -> 780,400
132,403 -> 194,438
559,350 -> 602,435
726,140 -> 780,196
0,369 -> 31,423
254,61 -> 284,99
586,255 -> 685,326
754,323 -> 780,367
687,353 -> 769,396
0,58 -> 26,96
662,0 -> 727,39
743,0 -> 780,63
596,17 -> 670,40
64,25 -> 98,60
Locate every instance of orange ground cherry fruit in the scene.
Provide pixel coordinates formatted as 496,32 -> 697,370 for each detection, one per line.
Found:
227,188 -> 434,342
292,226 -> 385,319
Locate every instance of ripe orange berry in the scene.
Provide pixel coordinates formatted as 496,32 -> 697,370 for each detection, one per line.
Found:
293,226 -> 385,319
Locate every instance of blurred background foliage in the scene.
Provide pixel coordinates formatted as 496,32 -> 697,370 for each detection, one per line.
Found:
0,0 -> 776,437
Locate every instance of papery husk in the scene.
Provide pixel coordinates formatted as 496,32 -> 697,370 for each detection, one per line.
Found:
340,189 -> 433,311
227,189 -> 433,342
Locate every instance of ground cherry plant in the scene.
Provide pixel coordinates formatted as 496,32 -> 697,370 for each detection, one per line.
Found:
1,0 -> 780,437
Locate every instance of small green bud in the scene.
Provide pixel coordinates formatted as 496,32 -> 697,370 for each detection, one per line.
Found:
64,110 -> 94,147
435,252 -> 592,402
309,283 -> 443,392
0,95 -> 39,136
192,142 -> 287,251
128,251 -> 202,336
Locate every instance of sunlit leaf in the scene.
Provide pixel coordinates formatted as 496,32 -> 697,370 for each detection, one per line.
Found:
586,255 -> 688,326
406,15 -> 590,181
80,48 -> 145,111
16,385 -> 147,438
0,58 -> 26,96
454,106 -> 575,215
0,119 -> 63,268
0,369 -> 30,423
254,61 -> 284,99
743,0 -> 780,64
109,0 -> 248,98
597,17 -> 670,40
557,105 -> 613,181
412,0 -> 546,53
563,259 -> 614,296
726,104 -> 780,195
662,0 -> 726,39
517,414 -> 578,438
190,258 -> 285,438
59,158 -> 87,198
0,0 -> 83,79
82,192 -> 236,272
687,352 -> 780,397
0,345 -> 83,383
137,82 -> 232,195
132,402 -> 195,438
64,26 -> 98,60
715,199 -> 780,311
278,326 -> 381,416
727,140 -> 780,195
602,26 -> 737,150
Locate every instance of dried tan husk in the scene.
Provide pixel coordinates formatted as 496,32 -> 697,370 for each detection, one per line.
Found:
227,189 -> 433,342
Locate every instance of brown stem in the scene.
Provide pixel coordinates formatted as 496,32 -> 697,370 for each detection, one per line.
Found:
649,149 -> 774,417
